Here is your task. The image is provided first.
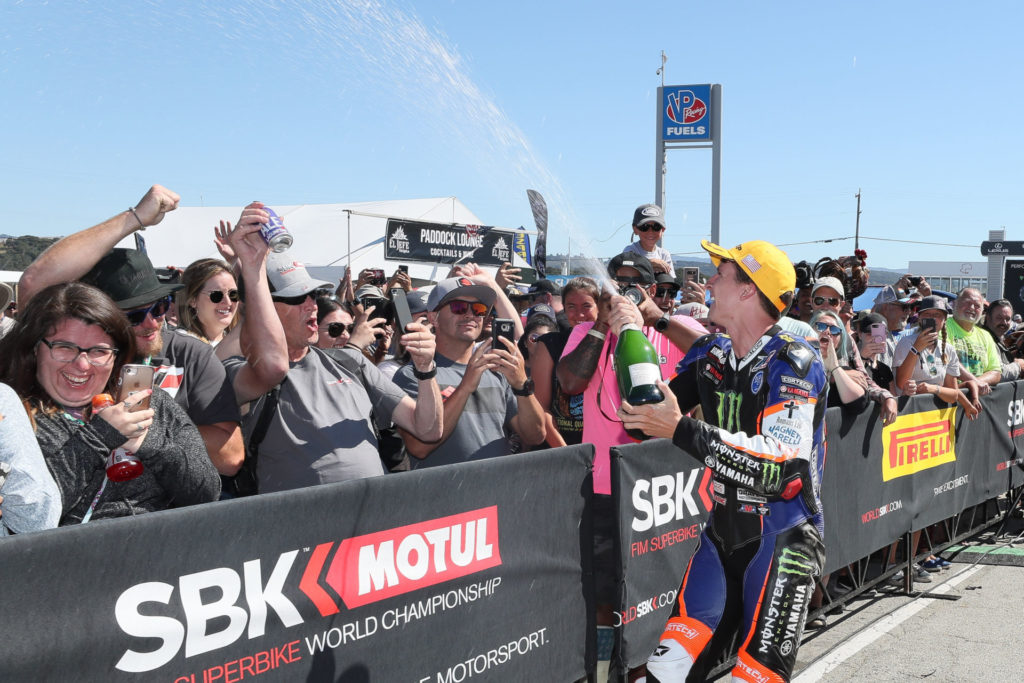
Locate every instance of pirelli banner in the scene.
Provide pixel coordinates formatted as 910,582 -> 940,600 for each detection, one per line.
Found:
384,218 -> 520,267
0,446 -> 594,682
610,441 -> 712,673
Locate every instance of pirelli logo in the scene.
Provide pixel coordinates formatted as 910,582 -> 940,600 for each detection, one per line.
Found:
882,408 -> 956,481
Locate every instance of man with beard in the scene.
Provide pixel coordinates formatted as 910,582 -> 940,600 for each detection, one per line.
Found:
18,185 -> 244,477
946,287 -> 1001,387
981,298 -> 1024,381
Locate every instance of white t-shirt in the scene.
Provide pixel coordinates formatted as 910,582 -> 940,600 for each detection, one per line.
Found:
622,243 -> 675,277
891,330 -> 960,396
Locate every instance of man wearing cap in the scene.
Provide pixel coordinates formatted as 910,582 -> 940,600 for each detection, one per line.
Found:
619,240 -> 827,683
18,185 -> 245,477
222,204 -> 442,492
393,276 -> 546,466
653,272 -> 680,315
0,283 -> 15,339
872,284 -> 915,366
520,279 -> 571,333
624,203 -> 675,277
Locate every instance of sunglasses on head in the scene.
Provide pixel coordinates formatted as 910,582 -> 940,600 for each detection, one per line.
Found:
446,300 -> 490,317
124,296 -> 172,326
204,289 -> 239,304
814,321 -> 843,336
324,322 -> 355,338
272,289 -> 328,306
813,295 -> 842,307
636,224 -> 664,233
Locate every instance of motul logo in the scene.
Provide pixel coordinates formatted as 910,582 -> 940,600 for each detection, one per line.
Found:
114,507 -> 501,674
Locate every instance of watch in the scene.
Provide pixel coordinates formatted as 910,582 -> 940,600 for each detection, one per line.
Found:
512,378 -> 535,397
413,362 -> 437,380
655,314 -> 671,332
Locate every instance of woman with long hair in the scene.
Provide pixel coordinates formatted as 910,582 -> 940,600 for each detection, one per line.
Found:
176,258 -> 240,345
0,282 -> 219,524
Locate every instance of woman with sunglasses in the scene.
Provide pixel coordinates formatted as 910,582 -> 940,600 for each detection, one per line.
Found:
0,282 -> 219,524
176,259 -> 240,346
314,296 -> 355,351
808,310 -> 868,408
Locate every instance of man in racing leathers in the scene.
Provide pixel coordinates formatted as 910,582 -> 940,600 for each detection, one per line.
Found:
619,240 -> 827,682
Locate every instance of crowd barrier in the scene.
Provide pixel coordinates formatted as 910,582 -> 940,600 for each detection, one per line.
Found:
0,384 -> 1022,681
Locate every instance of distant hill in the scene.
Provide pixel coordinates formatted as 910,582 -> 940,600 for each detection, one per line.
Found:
0,235 -> 59,270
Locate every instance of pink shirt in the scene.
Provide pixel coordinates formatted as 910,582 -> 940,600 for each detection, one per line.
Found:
561,317 -> 701,494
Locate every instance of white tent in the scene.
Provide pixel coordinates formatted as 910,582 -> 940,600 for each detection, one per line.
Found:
116,197 -> 535,286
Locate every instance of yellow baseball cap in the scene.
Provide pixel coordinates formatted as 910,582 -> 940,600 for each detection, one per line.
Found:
701,239 -> 796,313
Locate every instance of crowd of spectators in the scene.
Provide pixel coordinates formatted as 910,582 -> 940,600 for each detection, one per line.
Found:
0,187 -> 1021,630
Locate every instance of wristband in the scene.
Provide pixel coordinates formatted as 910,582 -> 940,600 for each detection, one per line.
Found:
128,207 -> 146,230
587,328 -> 606,341
512,378 -> 535,397
909,347 -> 920,356
413,363 -> 437,381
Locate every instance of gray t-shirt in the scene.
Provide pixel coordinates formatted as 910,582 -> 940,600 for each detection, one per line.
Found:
224,347 -> 405,492
393,353 -> 518,469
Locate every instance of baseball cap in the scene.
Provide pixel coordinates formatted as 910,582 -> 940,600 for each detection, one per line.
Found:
632,203 -> 666,229
406,291 -> 429,315
82,248 -> 184,310
355,284 -> 386,300
0,282 -> 13,312
607,253 -> 656,285
916,295 -> 949,314
873,285 -> 913,306
677,302 -> 710,318
265,252 -> 332,298
427,277 -> 497,312
855,311 -> 888,333
655,272 -> 678,287
700,240 -> 796,313
812,276 -> 845,299
527,303 -> 557,325
527,279 -> 558,296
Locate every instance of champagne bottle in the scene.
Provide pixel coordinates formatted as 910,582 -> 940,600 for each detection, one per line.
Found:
614,323 -> 664,440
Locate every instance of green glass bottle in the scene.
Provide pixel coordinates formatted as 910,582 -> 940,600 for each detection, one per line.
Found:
614,323 -> 664,440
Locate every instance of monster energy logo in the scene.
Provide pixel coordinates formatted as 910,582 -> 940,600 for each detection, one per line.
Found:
762,462 -> 782,492
778,548 -> 814,577
715,391 -> 742,431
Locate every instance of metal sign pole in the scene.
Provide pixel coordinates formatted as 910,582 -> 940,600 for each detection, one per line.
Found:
710,84 -> 722,245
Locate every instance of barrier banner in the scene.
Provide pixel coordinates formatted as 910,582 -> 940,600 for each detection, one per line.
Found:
384,217 -> 520,267
0,446 -> 594,682
998,381 -> 1024,490
610,441 -> 712,672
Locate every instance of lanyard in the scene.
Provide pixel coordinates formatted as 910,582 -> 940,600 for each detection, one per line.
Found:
62,410 -> 109,524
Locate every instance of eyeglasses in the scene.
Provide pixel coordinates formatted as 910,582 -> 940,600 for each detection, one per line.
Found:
814,321 -> 843,336
38,338 -> 118,366
272,289 -> 328,306
446,300 -> 490,317
656,287 -> 679,298
813,296 -> 842,307
203,289 -> 239,304
323,322 -> 355,338
124,296 -> 172,326
636,225 -> 664,233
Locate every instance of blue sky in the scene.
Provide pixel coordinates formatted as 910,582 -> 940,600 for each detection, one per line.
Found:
2,0 -> 1021,270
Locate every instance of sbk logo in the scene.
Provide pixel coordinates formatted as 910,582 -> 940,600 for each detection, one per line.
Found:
115,507 -> 501,673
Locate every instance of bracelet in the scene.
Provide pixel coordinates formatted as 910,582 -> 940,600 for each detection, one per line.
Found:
128,207 -> 146,231
587,328 -> 606,341
909,346 -> 920,356
343,343 -> 364,353
413,363 -> 437,381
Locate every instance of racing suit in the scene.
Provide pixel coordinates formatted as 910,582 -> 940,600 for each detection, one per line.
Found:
646,327 -> 827,683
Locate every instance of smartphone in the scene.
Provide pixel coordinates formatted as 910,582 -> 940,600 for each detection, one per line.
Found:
398,264 -> 409,274
683,267 -> 700,283
870,322 -> 886,345
391,288 -> 414,333
369,268 -> 386,286
492,318 -> 516,350
920,318 -> 936,333
116,364 -> 156,411
360,296 -> 393,325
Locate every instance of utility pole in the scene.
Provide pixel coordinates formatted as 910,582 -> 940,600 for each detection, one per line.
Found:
854,189 -> 862,250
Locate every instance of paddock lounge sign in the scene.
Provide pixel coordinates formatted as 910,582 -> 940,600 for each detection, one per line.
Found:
385,218 -> 516,267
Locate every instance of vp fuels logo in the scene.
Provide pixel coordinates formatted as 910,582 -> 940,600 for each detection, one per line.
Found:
666,89 -> 707,125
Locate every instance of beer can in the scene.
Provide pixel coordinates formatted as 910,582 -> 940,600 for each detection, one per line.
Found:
260,207 -> 294,252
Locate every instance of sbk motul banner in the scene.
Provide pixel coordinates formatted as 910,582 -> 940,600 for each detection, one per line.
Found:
610,441 -> 712,673
384,218 -> 521,267
0,446 -> 594,682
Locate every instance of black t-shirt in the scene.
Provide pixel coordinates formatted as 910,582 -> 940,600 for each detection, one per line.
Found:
149,327 -> 241,427
538,330 -> 583,446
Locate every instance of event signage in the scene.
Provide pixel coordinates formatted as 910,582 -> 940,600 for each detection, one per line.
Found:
661,84 -> 712,141
385,218 -> 520,267
0,447 -> 594,682
980,240 -> 1024,256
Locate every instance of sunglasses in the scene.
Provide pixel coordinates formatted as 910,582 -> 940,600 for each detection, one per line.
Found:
656,287 -> 679,297
813,295 -> 842,307
615,276 -> 646,286
636,225 -> 664,233
272,289 -> 328,306
324,322 -> 355,338
124,296 -> 172,326
446,300 -> 490,317
814,321 -> 843,336
203,289 -> 239,304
